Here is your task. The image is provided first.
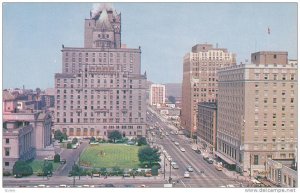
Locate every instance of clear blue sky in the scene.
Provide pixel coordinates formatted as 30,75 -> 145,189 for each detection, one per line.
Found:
3,2 -> 297,89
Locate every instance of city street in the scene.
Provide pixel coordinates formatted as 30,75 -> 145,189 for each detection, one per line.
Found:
54,141 -> 89,176
146,107 -> 244,188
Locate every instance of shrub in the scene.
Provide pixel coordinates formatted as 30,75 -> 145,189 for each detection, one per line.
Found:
90,136 -> 96,143
151,165 -> 159,176
13,161 -> 33,177
54,154 -> 60,163
3,171 -> 11,176
67,143 -> 72,149
137,137 -> 147,146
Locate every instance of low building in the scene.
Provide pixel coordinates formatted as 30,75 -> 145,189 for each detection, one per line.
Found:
197,102 -> 217,153
4,111 -> 53,154
3,121 -> 36,172
266,158 -> 297,187
3,92 -> 53,158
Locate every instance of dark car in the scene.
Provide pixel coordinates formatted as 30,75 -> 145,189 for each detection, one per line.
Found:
195,149 -> 201,154
104,184 -> 115,187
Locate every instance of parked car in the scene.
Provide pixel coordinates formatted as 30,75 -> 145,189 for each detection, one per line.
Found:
127,141 -> 135,145
187,165 -> 193,172
184,171 -> 190,178
174,142 -> 179,146
180,147 -> 186,152
207,158 -> 214,164
123,173 -> 130,177
171,139 -> 175,142
195,149 -> 202,154
171,162 -> 179,169
60,159 -> 66,164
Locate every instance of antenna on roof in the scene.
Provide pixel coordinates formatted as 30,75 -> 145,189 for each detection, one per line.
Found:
216,43 -> 218,48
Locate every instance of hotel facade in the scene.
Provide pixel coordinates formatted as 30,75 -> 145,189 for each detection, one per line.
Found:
216,51 -> 297,175
54,6 -> 147,138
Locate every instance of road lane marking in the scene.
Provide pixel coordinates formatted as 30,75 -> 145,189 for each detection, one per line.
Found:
180,179 -> 186,188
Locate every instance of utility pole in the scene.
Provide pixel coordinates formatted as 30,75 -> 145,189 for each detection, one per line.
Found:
73,161 -> 76,187
163,155 -> 165,179
169,159 -> 172,183
250,154 -> 252,179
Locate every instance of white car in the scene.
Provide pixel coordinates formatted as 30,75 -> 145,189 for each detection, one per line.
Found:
184,171 -> 190,178
180,147 -> 186,152
167,156 -> 172,161
187,165 -> 193,172
174,142 -> 179,146
227,184 -> 235,188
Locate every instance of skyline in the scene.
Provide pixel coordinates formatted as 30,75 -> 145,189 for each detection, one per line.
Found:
3,2 -> 298,89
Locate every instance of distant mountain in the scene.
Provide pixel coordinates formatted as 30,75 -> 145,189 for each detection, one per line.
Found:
164,83 -> 182,98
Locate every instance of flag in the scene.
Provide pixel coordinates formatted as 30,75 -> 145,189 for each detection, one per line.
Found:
268,27 -> 270,35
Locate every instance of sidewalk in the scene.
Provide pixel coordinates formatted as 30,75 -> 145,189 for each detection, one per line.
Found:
221,167 -> 249,182
3,174 -> 164,182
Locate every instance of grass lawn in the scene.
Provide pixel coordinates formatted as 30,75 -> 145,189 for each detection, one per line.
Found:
28,160 -> 61,173
80,144 -> 141,169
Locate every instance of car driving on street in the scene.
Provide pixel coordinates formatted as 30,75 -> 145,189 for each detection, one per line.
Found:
184,171 -> 190,178
187,165 -> 193,172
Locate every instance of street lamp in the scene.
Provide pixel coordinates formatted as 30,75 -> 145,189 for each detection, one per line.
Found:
72,161 -> 76,187
169,158 -> 172,183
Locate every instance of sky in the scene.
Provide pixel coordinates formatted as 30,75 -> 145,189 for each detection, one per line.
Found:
2,2 -> 298,89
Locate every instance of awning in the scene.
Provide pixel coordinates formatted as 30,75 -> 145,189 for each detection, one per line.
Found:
214,151 -> 236,165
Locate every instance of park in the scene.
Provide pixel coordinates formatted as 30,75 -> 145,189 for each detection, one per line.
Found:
80,144 -> 141,169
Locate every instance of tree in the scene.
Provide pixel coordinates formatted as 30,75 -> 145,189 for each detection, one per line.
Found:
67,143 -> 72,149
108,130 -> 122,143
54,154 -> 60,163
137,137 -> 147,146
42,162 -> 53,177
71,164 -> 82,178
90,136 -> 96,143
168,95 -> 176,104
13,161 -> 33,177
138,146 -> 161,167
54,130 -> 67,142
72,137 -> 78,144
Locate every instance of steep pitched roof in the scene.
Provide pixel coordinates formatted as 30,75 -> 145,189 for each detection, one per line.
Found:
96,9 -> 113,31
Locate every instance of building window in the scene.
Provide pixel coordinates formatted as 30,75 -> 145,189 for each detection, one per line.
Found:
5,148 -> 10,156
5,162 -> 9,166
253,155 -> 259,165
5,138 -> 9,144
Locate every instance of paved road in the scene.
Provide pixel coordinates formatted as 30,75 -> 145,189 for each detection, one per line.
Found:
55,141 -> 89,176
146,107 -> 243,188
3,176 -> 166,188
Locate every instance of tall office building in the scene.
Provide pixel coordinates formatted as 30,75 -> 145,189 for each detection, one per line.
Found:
54,5 -> 147,138
216,51 -> 297,175
149,84 -> 166,107
181,44 -> 236,133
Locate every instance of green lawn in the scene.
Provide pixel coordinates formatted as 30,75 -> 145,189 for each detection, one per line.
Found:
80,144 -> 141,169
28,160 -> 60,173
